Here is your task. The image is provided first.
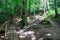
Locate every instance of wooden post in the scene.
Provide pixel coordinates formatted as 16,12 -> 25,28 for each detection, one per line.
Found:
5,21 -> 8,38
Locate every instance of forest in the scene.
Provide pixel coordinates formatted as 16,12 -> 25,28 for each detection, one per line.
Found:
0,0 -> 60,40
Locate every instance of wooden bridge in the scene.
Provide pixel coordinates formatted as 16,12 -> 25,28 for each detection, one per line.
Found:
0,20 -> 20,40
5,24 -> 20,40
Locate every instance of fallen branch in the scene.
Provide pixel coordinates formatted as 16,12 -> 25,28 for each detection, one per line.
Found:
23,16 -> 45,31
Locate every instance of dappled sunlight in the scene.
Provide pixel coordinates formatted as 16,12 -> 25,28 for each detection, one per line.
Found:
0,0 -> 60,40
16,30 -> 36,40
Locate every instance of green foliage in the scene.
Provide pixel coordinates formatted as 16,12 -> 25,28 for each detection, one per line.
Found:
0,13 -> 8,23
0,0 -> 60,23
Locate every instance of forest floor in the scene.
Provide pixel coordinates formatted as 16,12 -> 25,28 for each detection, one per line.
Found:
19,18 -> 60,40
0,15 -> 60,40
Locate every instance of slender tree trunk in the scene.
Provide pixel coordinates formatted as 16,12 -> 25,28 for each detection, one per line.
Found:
21,0 -> 27,29
47,0 -> 50,12
54,0 -> 59,17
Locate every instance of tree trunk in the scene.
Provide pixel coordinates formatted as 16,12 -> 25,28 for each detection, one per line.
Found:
54,0 -> 59,17
21,0 -> 28,29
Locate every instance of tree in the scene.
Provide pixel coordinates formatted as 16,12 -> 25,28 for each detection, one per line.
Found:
54,0 -> 59,17
21,0 -> 28,29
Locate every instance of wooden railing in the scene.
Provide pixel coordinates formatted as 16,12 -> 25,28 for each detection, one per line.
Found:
0,20 -> 9,27
0,20 -> 10,38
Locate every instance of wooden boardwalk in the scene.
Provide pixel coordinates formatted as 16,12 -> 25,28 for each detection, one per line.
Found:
5,25 -> 20,40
